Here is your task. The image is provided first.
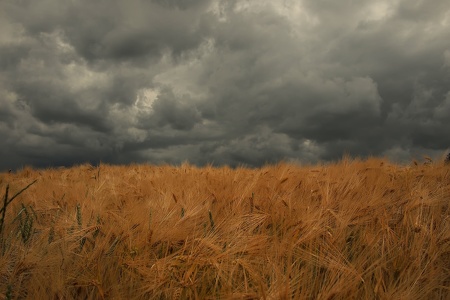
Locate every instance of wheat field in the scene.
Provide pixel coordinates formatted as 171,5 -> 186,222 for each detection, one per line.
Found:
0,157 -> 449,299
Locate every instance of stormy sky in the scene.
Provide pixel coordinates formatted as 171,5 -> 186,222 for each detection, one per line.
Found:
1,0 -> 449,171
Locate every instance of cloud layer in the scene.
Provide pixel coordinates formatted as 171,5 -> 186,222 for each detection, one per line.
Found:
1,0 -> 449,170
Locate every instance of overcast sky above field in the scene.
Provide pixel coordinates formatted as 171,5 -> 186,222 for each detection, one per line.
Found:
1,0 -> 450,171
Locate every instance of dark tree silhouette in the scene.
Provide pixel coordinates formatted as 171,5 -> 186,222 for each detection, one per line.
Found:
445,152 -> 450,164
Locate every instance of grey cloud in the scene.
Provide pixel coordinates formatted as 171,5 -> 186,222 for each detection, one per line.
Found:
396,0 -> 450,22
0,44 -> 32,71
1,0 -> 449,171
252,76 -> 386,160
152,0 -> 212,10
387,87 -> 450,151
202,129 -> 300,167
148,87 -> 202,130
3,0 -> 210,63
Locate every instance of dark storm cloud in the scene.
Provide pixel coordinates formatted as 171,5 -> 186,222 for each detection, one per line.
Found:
139,87 -> 202,130
1,0 -> 449,171
4,0 -> 210,62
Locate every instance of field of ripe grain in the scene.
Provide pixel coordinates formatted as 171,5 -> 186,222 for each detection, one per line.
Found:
0,158 -> 449,299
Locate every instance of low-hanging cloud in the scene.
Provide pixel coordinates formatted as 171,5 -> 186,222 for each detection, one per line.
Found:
1,0 -> 449,171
